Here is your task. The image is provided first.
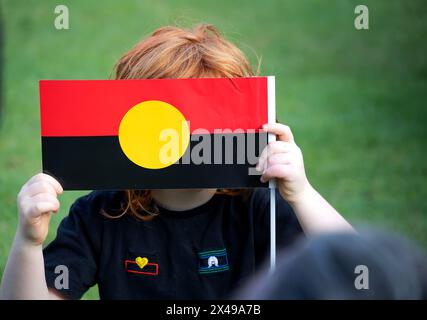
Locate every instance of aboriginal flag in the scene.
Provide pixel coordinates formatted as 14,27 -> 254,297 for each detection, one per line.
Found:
39,77 -> 275,190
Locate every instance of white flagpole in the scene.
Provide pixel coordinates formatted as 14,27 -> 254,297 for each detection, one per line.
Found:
269,173 -> 276,274
267,76 -> 276,273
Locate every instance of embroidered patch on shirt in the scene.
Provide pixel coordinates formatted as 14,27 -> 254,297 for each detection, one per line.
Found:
125,258 -> 159,276
198,248 -> 229,274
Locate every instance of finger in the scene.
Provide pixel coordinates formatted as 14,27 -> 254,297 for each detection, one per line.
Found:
31,193 -> 60,207
262,123 -> 294,143
259,152 -> 293,173
23,181 -> 58,198
29,201 -> 59,218
25,173 -> 63,194
34,195 -> 60,213
260,164 -> 293,183
265,153 -> 293,168
256,141 -> 293,171
25,173 -> 48,187
22,193 -> 60,217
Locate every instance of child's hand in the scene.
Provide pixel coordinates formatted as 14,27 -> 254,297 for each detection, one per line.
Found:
256,123 -> 311,203
17,173 -> 63,246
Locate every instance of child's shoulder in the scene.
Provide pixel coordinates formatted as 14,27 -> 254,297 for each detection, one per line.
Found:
224,188 -> 273,218
219,188 -> 270,206
70,190 -> 125,219
245,188 -> 294,219
246,188 -> 272,209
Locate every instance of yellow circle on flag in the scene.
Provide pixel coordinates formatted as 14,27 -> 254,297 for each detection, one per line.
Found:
118,100 -> 190,169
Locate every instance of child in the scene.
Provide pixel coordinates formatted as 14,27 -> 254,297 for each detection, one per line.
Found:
0,24 -> 353,300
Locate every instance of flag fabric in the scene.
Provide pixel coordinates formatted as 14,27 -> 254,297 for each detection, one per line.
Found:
39,77 -> 275,190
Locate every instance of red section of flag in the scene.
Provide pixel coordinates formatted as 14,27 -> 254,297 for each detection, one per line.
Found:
39,77 -> 268,137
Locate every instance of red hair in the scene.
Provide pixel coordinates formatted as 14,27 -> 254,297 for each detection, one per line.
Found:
107,24 -> 256,220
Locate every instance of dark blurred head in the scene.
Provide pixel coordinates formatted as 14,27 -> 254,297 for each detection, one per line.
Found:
237,230 -> 427,299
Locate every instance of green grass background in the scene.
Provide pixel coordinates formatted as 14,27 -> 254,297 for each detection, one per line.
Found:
0,0 -> 426,299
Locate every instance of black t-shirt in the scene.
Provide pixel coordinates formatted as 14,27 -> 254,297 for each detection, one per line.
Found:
43,189 -> 303,299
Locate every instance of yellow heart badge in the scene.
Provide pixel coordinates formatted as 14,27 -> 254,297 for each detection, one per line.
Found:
135,256 -> 148,269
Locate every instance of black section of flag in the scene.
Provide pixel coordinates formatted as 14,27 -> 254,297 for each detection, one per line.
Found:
42,133 -> 268,190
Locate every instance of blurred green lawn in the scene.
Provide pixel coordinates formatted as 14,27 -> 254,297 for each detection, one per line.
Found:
0,0 -> 426,299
